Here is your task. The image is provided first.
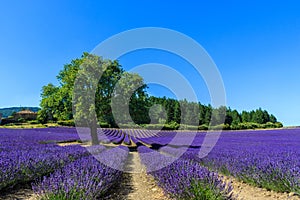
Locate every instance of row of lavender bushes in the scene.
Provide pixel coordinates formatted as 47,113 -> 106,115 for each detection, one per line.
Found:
32,146 -> 129,199
0,128 -> 129,199
137,145 -> 234,199
0,128 -> 87,190
197,145 -> 300,194
160,129 -> 300,194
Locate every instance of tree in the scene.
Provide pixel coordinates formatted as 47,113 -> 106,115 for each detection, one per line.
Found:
224,107 -> 233,125
199,103 -> 206,125
73,54 -> 105,145
38,55 -> 83,122
173,100 -> 181,124
37,83 -> 59,123
112,72 -> 148,125
94,59 -> 124,127
210,106 -> 226,126
241,111 -> 251,123
262,110 -> 270,124
269,114 -> 277,123
230,109 -> 241,125
253,108 -> 265,124
39,52 -> 149,144
204,104 -> 212,126
185,102 -> 200,126
56,56 -> 82,120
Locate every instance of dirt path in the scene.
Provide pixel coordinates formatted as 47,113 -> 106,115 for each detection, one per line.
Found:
224,176 -> 300,200
59,142 -> 170,199
0,185 -> 37,200
104,152 -> 170,200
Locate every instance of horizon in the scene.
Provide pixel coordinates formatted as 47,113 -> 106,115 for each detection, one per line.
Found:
1,1 -> 299,126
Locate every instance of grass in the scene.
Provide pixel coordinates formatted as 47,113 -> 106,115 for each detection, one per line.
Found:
180,179 -> 231,200
0,122 -> 59,129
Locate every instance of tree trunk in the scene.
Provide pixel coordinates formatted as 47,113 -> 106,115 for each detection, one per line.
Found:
90,123 -> 99,145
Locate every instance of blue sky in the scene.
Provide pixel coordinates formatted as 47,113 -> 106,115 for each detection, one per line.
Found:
0,1 -> 299,126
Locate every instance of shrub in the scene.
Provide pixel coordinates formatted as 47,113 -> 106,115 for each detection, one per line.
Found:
145,124 -> 165,130
17,118 -> 26,123
222,124 -> 231,130
275,122 -> 283,128
210,124 -> 225,130
28,120 -> 39,125
178,124 -> 198,130
163,122 -> 180,130
198,124 -> 209,130
117,123 -> 140,129
57,120 -> 75,127
98,122 -> 110,128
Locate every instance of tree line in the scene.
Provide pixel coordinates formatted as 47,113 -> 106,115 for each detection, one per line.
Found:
38,53 -> 282,131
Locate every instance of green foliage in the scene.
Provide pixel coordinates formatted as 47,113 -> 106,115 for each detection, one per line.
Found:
38,52 -> 282,131
28,120 -> 39,124
179,124 -> 198,130
231,122 -> 259,130
98,122 -> 110,128
210,124 -> 225,130
113,72 -> 149,125
40,189 -> 95,200
198,124 -> 209,130
37,110 -> 48,124
17,118 -> 26,123
229,122 -> 283,130
275,122 -> 283,128
269,114 -> 277,123
38,83 -> 61,123
163,122 -> 181,130
144,124 -> 167,130
0,118 -> 16,125
57,120 -> 75,127
182,179 -> 230,200
38,52 -> 149,132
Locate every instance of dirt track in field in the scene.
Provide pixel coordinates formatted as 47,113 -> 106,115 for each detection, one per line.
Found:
0,185 -> 37,200
104,152 -> 170,200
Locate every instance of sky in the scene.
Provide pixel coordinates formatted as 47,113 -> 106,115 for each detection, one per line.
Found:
0,1 -> 299,126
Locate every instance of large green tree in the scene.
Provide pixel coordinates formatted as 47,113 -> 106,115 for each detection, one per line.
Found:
73,54 -> 102,145
112,72 -> 148,125
39,53 -> 148,144
38,55 -> 83,122
73,54 -> 148,144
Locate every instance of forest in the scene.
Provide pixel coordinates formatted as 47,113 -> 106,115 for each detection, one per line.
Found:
38,53 -> 283,130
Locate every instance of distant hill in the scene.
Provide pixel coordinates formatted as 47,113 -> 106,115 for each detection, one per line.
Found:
0,107 -> 40,118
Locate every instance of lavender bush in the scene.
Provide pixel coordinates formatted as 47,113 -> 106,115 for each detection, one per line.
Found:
161,129 -> 300,194
32,146 -> 129,199
138,146 -> 233,199
0,128 -> 88,190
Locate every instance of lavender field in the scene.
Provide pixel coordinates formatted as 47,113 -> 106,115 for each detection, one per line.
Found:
0,127 -> 300,199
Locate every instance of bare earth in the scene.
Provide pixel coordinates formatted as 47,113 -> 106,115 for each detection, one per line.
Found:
0,185 -> 37,200
103,152 -> 170,200
225,176 -> 300,200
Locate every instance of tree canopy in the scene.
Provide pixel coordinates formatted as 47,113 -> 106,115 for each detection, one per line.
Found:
38,53 -> 283,134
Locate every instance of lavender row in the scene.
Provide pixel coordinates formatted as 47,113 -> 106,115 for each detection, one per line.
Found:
0,128 -> 87,190
138,145 -> 233,199
32,146 -> 129,199
160,129 -> 300,194
0,144 -> 88,190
